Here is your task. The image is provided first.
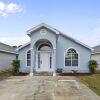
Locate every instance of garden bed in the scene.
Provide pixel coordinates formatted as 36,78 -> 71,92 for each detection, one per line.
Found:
0,71 -> 29,81
12,72 -> 28,76
59,72 -> 92,76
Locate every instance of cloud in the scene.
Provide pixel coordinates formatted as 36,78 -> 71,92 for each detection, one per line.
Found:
0,1 -> 5,10
0,36 -> 30,46
0,1 -> 22,16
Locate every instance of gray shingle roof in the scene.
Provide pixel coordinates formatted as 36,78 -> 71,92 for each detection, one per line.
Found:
0,42 -> 17,54
93,45 -> 100,53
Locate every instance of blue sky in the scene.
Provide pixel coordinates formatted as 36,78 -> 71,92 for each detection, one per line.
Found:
0,0 -> 100,46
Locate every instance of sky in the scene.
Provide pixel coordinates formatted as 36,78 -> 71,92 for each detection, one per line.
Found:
0,0 -> 100,47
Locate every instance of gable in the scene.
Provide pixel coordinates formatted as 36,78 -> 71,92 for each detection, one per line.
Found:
27,23 -> 59,37
30,27 -> 57,49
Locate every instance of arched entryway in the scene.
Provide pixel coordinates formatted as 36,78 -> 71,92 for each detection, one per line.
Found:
35,40 -> 53,72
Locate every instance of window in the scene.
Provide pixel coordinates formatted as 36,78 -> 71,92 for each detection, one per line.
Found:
50,54 -> 52,68
38,44 -> 51,51
26,50 -> 31,66
38,53 -> 40,68
65,48 -> 79,67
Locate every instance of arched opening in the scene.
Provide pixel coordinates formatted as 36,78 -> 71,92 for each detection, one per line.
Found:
34,39 -> 53,72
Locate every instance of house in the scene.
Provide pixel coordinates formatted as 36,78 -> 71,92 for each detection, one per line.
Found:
0,42 -> 17,71
91,45 -> 100,70
18,23 -> 92,76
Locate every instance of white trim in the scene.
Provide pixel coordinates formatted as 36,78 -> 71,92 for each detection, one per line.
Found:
37,51 -> 52,53
25,49 -> 31,67
0,49 -> 17,54
17,41 -> 31,51
27,23 -> 59,36
64,47 -> 80,68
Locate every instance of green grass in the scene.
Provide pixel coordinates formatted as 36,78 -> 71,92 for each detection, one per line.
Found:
78,73 -> 100,96
0,71 -> 12,81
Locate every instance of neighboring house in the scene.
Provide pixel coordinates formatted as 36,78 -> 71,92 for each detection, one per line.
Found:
0,42 -> 17,71
91,45 -> 100,70
18,23 -> 92,76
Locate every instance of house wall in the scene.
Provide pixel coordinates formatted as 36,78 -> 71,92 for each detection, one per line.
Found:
91,54 -> 100,70
56,35 -> 91,73
18,28 -> 91,73
0,52 -> 16,71
18,44 -> 31,73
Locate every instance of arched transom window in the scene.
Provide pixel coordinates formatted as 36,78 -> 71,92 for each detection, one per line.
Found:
65,48 -> 79,67
38,44 -> 51,51
26,50 -> 31,66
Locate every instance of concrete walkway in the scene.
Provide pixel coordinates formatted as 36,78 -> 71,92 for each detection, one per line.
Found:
0,76 -> 99,100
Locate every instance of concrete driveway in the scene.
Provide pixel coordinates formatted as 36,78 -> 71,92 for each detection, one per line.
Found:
0,76 -> 99,100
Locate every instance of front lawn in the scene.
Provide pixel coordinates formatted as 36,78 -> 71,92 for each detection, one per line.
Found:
77,72 -> 100,96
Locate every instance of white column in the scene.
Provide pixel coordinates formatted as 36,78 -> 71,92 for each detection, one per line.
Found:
30,48 -> 34,76
53,48 -> 56,76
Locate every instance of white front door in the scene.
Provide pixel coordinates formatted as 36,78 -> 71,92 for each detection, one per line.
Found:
39,52 -> 50,71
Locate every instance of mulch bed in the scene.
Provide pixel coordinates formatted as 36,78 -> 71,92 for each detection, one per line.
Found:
12,72 -> 29,76
59,73 -> 92,76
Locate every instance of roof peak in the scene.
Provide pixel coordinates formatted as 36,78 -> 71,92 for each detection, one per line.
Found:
27,23 -> 60,36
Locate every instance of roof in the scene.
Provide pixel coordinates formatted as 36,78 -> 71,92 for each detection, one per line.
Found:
27,23 -> 60,36
0,42 -> 17,54
18,23 -> 93,51
60,33 -> 93,51
17,42 -> 30,51
92,45 -> 100,54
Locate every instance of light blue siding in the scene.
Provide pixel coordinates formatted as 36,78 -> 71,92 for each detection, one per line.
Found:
18,44 -> 30,73
56,35 -> 91,73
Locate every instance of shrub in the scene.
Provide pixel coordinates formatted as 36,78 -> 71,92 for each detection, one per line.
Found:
88,60 -> 98,73
12,60 -> 20,73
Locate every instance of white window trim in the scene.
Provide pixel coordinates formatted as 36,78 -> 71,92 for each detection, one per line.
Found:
26,49 -> 31,67
64,47 -> 80,67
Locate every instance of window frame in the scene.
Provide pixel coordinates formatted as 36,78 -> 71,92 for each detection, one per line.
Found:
64,48 -> 80,67
26,49 -> 31,67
